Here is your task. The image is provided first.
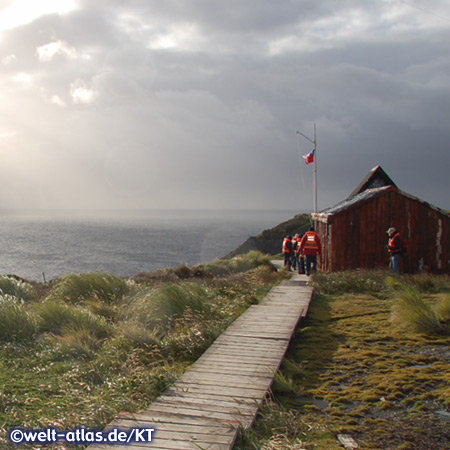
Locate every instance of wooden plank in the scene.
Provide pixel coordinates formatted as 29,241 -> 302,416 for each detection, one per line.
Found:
110,417 -> 234,436
86,272 -> 313,450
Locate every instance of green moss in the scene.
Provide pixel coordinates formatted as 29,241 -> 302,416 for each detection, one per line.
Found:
239,272 -> 450,450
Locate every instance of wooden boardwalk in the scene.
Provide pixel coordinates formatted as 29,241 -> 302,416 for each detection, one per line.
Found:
88,266 -> 313,450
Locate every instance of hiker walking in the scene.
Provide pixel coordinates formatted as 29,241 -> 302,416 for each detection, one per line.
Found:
282,235 -> 293,270
296,234 -> 305,274
299,227 -> 322,276
291,233 -> 301,270
386,227 -> 405,273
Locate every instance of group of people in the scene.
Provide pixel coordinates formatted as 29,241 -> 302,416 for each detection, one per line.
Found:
282,227 -> 322,276
282,226 -> 406,275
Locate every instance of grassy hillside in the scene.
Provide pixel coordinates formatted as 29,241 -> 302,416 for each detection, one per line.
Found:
0,252 -> 287,450
225,213 -> 312,258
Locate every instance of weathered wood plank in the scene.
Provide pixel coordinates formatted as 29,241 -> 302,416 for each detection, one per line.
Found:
86,271 -> 313,450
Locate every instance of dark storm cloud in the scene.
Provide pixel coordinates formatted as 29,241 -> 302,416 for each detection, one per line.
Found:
0,0 -> 448,211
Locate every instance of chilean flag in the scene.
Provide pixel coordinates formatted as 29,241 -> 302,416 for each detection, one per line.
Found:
302,149 -> 315,165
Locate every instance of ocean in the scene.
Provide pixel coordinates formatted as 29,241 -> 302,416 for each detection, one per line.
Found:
0,209 -> 298,282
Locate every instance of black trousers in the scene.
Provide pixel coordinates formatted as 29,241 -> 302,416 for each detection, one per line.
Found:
305,254 -> 317,275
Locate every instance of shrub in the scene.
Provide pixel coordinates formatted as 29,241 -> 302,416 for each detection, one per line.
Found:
48,273 -> 130,304
0,296 -> 38,342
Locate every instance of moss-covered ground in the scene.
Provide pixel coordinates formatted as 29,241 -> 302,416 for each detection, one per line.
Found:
235,271 -> 450,450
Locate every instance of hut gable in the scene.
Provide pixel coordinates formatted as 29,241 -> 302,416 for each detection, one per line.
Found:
348,165 -> 397,198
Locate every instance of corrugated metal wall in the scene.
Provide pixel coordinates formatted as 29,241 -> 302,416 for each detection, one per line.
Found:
315,188 -> 450,274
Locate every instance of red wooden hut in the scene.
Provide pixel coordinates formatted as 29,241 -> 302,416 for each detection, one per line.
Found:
312,166 -> 450,274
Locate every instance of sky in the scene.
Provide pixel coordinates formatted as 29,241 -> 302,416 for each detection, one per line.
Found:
0,0 -> 449,212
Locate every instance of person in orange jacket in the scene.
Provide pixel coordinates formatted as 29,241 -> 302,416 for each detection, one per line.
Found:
386,227 -> 405,273
299,227 -> 322,276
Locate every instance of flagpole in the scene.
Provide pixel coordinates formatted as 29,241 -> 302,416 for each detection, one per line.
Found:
296,123 -> 318,214
313,123 -> 317,214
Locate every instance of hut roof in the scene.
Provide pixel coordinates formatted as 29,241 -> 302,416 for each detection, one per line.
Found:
314,185 -> 393,221
314,183 -> 449,222
348,165 -> 397,198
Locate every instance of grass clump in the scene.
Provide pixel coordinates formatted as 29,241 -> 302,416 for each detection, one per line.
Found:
35,300 -> 111,339
122,282 -> 211,333
35,300 -> 112,360
435,294 -> 450,325
205,251 -> 275,277
388,277 -> 449,335
47,273 -> 130,304
0,276 -> 36,301
0,297 -> 37,342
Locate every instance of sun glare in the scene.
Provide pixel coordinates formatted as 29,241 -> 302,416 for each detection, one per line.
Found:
0,0 -> 77,31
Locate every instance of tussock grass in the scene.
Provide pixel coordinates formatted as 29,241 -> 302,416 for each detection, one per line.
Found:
204,251 -> 275,277
118,323 -> 161,348
47,273 -> 130,304
0,276 -> 36,301
35,300 -> 111,338
122,282 -> 211,333
0,297 -> 37,342
435,294 -> 450,324
53,326 -> 106,359
388,277 -> 449,335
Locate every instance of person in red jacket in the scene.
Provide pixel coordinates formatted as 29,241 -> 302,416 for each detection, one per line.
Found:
386,227 -> 404,273
299,227 -> 322,276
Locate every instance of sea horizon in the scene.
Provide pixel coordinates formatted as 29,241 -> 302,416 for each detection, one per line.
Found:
0,208 -> 302,282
